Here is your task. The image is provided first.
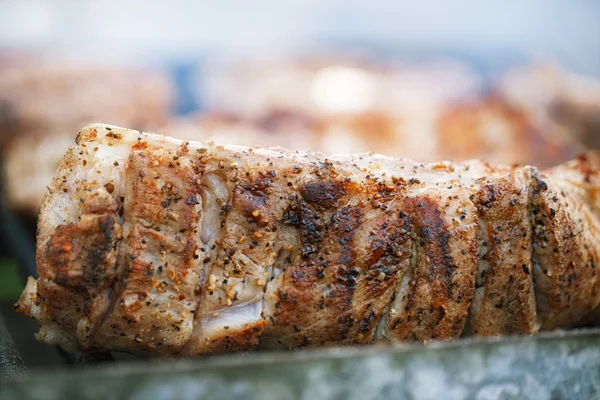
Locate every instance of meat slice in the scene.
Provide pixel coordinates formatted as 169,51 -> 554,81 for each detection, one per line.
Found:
91,149 -> 203,354
14,124 -> 600,356
529,156 -> 600,329
15,188 -> 120,351
380,189 -> 478,342
261,178 -> 413,348
183,158 -> 285,354
464,168 -> 537,336
262,159 -> 481,348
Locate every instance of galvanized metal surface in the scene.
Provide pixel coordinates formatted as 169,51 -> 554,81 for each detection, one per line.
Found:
0,314 -> 25,379
1,328 -> 600,400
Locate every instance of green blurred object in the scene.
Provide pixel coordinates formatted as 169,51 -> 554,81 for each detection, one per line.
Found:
0,260 -> 22,301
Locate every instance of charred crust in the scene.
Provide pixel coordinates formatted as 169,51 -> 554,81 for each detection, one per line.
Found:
301,181 -> 346,209
367,215 -> 411,267
396,196 -> 460,337
105,132 -> 123,140
407,196 -> 454,294
478,184 -> 499,208
323,203 -> 363,339
45,213 -> 118,290
297,201 -> 325,259
234,186 -> 268,219
332,206 -> 362,265
530,168 -> 548,194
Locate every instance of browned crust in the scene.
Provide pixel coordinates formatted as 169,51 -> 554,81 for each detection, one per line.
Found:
387,194 -> 478,341
465,170 -> 537,336
91,149 -> 202,354
530,167 -> 600,329
186,320 -> 268,355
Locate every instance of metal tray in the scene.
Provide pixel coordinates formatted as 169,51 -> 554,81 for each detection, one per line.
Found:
1,324 -> 600,400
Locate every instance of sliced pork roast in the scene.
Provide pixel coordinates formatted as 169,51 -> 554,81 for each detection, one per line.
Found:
15,124 -> 600,355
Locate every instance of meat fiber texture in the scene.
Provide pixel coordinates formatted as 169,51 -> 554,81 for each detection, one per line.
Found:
15,124 -> 600,356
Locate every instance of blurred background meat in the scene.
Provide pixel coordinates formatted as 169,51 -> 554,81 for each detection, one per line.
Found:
0,60 -> 174,213
178,56 -> 592,166
1,54 -> 598,218
2,56 -> 598,216
497,63 -> 600,149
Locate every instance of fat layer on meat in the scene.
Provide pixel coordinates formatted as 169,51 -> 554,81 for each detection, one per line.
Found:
14,124 -> 600,355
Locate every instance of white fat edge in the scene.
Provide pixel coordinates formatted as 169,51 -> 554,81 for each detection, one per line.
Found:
385,240 -> 417,338
199,172 -> 229,245
18,276 -> 40,319
200,297 -> 263,335
36,324 -> 78,353
43,126 -> 129,230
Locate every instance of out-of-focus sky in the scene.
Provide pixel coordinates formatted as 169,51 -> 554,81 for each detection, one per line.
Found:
0,0 -> 598,75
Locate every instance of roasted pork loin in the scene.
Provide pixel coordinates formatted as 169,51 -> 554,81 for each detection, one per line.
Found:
15,124 -> 600,355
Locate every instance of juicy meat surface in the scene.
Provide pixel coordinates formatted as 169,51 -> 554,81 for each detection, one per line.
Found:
15,124 -> 600,355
